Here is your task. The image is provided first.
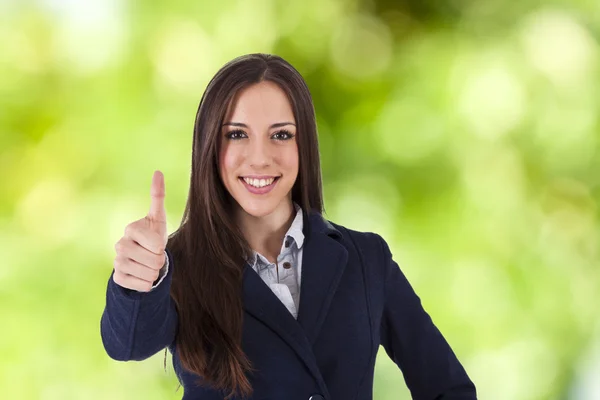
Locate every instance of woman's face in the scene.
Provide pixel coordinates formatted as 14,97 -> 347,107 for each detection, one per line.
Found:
219,80 -> 299,219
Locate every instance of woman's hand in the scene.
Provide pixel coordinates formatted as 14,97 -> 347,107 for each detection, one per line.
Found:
112,170 -> 168,292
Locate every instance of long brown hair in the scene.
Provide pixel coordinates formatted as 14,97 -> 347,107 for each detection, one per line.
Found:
165,53 -> 324,399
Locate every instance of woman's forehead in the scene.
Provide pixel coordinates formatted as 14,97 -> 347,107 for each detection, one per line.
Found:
224,81 -> 295,125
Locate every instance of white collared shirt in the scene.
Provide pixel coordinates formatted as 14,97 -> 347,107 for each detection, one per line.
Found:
245,202 -> 304,319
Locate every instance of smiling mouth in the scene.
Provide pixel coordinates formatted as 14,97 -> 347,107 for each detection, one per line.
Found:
239,176 -> 281,188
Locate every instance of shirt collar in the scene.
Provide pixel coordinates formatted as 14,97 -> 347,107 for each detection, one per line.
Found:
286,202 -> 305,250
247,202 -> 305,270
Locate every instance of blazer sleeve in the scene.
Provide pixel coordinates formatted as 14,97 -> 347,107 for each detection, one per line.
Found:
100,248 -> 178,361
377,235 -> 477,399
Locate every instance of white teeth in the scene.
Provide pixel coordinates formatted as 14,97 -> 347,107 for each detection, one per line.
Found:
242,177 -> 276,188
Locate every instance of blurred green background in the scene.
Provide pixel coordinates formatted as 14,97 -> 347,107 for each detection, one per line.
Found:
1,0 -> 599,399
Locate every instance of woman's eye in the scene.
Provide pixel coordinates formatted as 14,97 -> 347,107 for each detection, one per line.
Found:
225,130 -> 247,140
225,129 -> 294,141
272,130 -> 295,141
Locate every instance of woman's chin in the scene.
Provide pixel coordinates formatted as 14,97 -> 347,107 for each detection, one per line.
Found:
239,202 -> 276,218
235,197 -> 289,219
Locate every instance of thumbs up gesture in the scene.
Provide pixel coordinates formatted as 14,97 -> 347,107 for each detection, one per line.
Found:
113,170 -> 169,292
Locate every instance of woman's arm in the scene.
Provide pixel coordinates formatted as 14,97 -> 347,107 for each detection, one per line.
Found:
378,236 -> 477,399
100,248 -> 178,361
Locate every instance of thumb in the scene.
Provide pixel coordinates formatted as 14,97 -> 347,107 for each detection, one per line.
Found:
148,170 -> 167,225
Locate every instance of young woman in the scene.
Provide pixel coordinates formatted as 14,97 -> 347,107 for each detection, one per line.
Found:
101,53 -> 477,400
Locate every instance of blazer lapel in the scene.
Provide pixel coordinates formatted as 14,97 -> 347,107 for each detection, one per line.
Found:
241,209 -> 348,395
296,211 -> 349,345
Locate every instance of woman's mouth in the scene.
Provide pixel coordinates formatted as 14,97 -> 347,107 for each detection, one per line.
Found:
239,176 -> 280,195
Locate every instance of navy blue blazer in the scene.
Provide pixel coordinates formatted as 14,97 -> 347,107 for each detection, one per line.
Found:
101,210 -> 476,400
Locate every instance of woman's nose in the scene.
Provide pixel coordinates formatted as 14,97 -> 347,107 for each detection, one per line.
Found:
247,138 -> 272,167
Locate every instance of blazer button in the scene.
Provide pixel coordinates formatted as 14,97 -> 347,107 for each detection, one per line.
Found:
309,396 -> 324,400
283,261 -> 292,269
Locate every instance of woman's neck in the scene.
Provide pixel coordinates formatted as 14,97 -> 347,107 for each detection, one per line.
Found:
235,200 -> 296,263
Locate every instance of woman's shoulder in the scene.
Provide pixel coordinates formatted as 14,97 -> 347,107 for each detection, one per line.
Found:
323,219 -> 392,286
325,218 -> 389,256
308,210 -> 391,258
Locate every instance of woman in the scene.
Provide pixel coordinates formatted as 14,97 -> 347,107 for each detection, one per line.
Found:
101,53 -> 477,400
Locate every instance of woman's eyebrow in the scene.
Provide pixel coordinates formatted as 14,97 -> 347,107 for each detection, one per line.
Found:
221,122 -> 296,128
